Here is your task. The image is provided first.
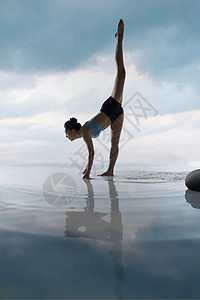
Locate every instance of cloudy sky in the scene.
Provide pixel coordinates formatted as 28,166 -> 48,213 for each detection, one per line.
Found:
0,0 -> 200,171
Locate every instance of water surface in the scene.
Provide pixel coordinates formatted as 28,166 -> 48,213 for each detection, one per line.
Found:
0,164 -> 200,299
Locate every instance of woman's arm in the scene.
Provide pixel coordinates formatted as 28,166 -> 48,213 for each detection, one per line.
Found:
82,130 -> 94,179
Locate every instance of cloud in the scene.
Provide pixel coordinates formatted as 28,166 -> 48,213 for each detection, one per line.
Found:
0,54 -> 117,121
0,0 -> 116,73
1,52 -> 197,124
120,109 -> 200,170
0,104 -> 199,170
0,0 -> 199,168
130,25 -> 200,87
0,0 -> 199,84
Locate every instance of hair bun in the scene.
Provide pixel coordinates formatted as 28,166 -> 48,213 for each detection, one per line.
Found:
64,117 -> 81,131
70,117 -> 77,124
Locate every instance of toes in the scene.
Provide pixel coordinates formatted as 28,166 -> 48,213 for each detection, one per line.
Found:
115,19 -> 124,38
118,20 -> 124,30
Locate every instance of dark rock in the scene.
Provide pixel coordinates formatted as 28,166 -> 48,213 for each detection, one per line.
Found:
185,169 -> 200,191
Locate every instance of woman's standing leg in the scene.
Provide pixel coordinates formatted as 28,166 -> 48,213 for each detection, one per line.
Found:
107,112 -> 124,175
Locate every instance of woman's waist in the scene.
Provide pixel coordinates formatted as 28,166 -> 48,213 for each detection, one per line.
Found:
93,112 -> 111,130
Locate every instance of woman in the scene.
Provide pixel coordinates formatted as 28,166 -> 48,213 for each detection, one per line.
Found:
64,19 -> 126,179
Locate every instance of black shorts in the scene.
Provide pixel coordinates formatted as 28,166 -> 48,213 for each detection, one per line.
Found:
100,96 -> 124,123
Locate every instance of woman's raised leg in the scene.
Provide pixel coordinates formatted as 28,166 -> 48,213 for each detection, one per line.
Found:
98,20 -> 126,177
111,19 -> 126,104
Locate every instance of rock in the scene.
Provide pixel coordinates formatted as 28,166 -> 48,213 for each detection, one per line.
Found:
185,169 -> 200,191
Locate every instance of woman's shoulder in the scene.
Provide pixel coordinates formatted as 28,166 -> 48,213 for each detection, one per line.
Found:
81,123 -> 91,135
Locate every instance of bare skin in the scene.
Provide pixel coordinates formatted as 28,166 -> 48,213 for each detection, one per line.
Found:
65,19 -> 126,179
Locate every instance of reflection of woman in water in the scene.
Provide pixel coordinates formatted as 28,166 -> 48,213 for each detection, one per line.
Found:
65,179 -> 124,299
64,19 -> 126,179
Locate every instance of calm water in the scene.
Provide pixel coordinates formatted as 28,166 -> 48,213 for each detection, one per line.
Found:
0,164 -> 200,299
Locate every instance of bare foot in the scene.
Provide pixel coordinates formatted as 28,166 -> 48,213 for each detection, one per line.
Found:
115,19 -> 124,39
98,171 -> 114,176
